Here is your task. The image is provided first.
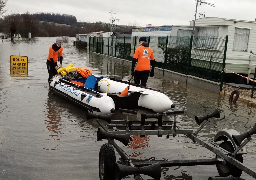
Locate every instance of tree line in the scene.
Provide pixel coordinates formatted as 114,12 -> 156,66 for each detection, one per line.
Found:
33,13 -> 77,25
0,12 -> 134,38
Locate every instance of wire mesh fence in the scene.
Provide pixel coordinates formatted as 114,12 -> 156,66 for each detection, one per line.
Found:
89,35 -> 228,83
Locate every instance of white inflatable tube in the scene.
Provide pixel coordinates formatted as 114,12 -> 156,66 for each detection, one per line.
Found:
97,78 -> 174,113
50,76 -> 115,115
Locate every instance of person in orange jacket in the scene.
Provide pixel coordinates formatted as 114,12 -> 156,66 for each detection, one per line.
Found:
46,37 -> 63,83
131,37 -> 155,87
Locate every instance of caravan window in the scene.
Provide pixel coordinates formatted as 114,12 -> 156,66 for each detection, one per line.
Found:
177,29 -> 193,47
158,36 -> 168,49
233,28 -> 250,52
193,27 -> 219,49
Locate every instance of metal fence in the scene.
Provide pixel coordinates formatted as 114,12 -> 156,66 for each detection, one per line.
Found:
89,36 -> 228,85
89,36 -> 132,60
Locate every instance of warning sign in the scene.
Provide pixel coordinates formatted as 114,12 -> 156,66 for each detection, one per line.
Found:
10,55 -> 28,76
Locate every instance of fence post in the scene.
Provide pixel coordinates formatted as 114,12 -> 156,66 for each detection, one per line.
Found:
93,37 -> 95,52
134,36 -> 137,54
88,36 -> 90,52
108,37 -> 109,56
163,36 -> 168,76
115,37 -> 117,57
251,67 -> 256,98
186,35 -> 193,84
101,37 -> 104,54
96,38 -> 98,53
220,35 -> 228,92
111,37 -> 113,56
208,55 -> 212,79
209,56 -> 212,69
123,36 -> 125,59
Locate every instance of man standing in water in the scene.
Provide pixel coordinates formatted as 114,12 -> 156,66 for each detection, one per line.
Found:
131,37 -> 155,87
46,37 -> 63,84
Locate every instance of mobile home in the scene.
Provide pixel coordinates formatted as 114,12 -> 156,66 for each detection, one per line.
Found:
131,25 -> 193,63
191,17 -> 256,82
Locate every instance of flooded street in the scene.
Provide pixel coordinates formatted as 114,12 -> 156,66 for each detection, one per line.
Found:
0,37 -> 256,180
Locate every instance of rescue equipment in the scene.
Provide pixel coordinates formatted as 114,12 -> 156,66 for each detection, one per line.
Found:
57,64 -> 77,76
77,68 -> 92,78
50,64 -> 174,114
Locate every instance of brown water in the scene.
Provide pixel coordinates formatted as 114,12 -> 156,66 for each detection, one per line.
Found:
0,37 -> 256,180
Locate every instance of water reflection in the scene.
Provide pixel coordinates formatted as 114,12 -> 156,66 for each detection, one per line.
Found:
44,92 -> 62,150
89,53 -> 130,79
45,90 -> 97,139
127,135 -> 150,157
10,38 -> 37,43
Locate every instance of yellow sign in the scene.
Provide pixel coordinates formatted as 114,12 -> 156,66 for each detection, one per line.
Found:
10,55 -> 28,76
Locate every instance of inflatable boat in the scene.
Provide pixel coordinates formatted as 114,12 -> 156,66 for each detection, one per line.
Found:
49,75 -> 115,115
49,64 -> 174,116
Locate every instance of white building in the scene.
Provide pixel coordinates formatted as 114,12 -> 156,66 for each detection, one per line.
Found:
131,25 -> 193,63
191,17 -> 256,77
76,34 -> 88,42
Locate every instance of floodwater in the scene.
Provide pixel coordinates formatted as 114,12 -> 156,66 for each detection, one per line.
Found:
0,37 -> 256,180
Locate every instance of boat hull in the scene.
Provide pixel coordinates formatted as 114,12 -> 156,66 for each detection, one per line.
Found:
50,76 -> 115,115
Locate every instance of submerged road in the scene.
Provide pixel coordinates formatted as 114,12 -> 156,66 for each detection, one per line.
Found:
0,37 -> 256,180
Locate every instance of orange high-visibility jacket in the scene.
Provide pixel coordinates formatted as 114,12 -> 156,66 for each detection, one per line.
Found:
133,46 -> 155,71
47,44 -> 63,63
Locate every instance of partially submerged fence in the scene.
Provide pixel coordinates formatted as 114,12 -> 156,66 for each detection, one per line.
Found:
89,36 -> 132,60
89,35 -> 228,89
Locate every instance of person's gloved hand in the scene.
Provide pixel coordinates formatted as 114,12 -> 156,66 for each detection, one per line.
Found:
150,70 -> 154,77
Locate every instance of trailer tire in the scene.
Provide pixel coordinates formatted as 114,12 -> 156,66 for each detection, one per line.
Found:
229,90 -> 239,103
216,141 -> 243,177
99,143 -> 116,180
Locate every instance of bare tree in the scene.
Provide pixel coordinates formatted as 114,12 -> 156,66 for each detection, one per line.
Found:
19,12 -> 39,38
2,14 -> 21,40
0,0 -> 8,18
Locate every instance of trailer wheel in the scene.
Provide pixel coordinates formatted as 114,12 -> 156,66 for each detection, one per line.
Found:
99,143 -> 116,180
216,141 -> 243,177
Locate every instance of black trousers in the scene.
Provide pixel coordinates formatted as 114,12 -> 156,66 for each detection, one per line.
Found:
46,60 -> 57,82
134,70 -> 150,87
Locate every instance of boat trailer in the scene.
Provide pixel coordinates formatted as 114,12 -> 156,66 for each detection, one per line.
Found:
96,108 -> 256,180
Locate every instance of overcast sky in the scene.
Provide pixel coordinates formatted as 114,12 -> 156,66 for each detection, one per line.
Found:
3,0 -> 256,27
